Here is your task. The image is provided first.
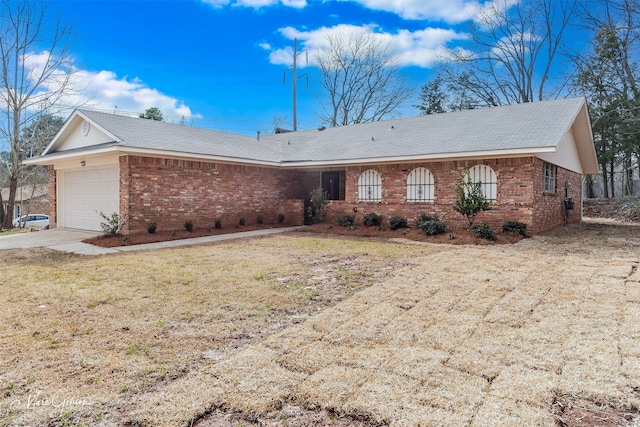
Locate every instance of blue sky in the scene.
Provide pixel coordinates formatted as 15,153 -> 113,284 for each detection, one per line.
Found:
38,0 -> 531,134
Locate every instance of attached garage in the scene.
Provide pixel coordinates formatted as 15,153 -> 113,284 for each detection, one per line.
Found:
58,167 -> 119,231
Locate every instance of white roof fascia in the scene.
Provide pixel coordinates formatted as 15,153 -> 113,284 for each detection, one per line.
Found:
27,145 -> 560,169
40,110 -> 123,156
24,145 -> 121,165
118,147 -> 283,167
26,145 -> 283,168
278,146 -> 558,168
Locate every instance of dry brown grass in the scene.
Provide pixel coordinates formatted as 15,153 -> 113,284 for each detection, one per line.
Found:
0,234 -> 416,426
2,220 -> 640,426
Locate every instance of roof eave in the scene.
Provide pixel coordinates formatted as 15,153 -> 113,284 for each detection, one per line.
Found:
279,147 -> 557,168
25,145 -> 283,168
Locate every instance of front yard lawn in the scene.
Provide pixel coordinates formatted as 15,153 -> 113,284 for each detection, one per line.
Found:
1,221 -> 639,426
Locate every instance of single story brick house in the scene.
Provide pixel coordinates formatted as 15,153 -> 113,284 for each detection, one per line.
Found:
27,97 -> 598,235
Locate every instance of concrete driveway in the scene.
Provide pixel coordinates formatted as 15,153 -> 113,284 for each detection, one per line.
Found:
0,228 -> 100,251
0,226 -> 303,255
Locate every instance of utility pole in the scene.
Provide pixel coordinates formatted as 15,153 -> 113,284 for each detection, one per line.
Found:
292,38 -> 298,132
284,38 -> 307,131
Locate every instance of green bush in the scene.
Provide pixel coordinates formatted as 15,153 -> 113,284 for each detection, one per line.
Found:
147,222 -> 157,234
389,216 -> 408,230
278,213 -> 285,223
257,215 -> 264,225
472,223 -> 496,240
238,217 -> 246,226
416,214 -> 446,236
502,221 -> 527,236
184,220 -> 193,232
336,215 -> 355,227
308,187 -> 329,224
363,212 -> 382,226
214,218 -> 222,229
452,170 -> 491,226
98,211 -> 125,237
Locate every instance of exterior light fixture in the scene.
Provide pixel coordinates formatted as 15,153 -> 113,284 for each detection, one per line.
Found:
81,161 -> 86,167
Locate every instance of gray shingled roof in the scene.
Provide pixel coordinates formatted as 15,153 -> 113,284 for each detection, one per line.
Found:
78,109 -> 283,163
59,97 -> 587,165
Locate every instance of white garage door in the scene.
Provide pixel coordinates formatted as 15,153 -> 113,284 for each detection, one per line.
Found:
60,167 -> 119,231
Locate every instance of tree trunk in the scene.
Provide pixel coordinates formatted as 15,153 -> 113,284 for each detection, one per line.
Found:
3,175 -> 17,228
609,158 -> 616,197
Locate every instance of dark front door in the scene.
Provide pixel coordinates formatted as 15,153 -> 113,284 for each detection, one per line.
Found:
322,171 -> 341,200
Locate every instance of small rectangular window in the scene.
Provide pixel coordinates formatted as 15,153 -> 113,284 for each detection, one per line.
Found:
543,162 -> 556,193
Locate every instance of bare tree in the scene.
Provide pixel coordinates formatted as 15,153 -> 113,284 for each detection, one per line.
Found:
0,0 -> 74,228
316,30 -> 413,127
442,0 -> 577,107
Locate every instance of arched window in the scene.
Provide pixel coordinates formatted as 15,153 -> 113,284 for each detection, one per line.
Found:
358,169 -> 382,202
406,167 -> 434,202
469,164 -> 497,201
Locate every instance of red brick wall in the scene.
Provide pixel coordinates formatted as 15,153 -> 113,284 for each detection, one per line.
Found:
531,158 -> 582,233
322,157 -> 581,234
120,156 -> 304,234
116,155 -> 581,235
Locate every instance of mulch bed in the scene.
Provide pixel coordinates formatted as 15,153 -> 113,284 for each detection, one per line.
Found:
84,222 -> 525,248
83,224 -> 287,248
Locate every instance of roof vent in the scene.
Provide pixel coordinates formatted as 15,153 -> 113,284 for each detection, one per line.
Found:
257,130 -> 260,141
388,125 -> 395,131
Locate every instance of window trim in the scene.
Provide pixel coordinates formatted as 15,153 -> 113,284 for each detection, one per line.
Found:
542,162 -> 557,193
357,169 -> 382,202
406,167 -> 435,202
468,164 -> 497,202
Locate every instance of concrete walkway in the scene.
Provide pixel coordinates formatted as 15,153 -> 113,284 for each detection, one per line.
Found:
0,227 -> 303,255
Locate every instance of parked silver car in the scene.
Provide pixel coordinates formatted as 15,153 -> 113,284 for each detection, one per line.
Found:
12,214 -> 50,228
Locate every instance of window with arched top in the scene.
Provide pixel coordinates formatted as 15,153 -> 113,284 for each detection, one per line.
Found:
469,164 -> 497,201
358,169 -> 382,202
406,167 -> 434,202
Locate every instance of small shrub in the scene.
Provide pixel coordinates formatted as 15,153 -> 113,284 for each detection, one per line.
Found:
184,220 -> 193,232
452,170 -> 492,226
502,221 -> 527,236
257,215 -> 264,225
278,213 -> 285,223
147,222 -> 157,234
308,187 -> 329,224
389,216 -> 408,230
416,214 -> 446,236
448,232 -> 456,240
214,218 -> 222,229
472,223 -> 496,240
336,215 -> 355,227
239,217 -> 246,226
98,211 -> 125,237
363,212 -> 382,226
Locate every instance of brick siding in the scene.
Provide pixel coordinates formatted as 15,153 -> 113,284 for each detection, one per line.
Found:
89,154 -> 581,236
317,157 -> 581,235
120,156 -> 304,234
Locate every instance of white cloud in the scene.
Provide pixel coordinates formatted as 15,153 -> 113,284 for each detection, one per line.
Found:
77,70 -> 196,118
269,24 -> 466,68
346,0 -> 484,23
200,0 -> 306,9
19,51 -> 197,120
200,0 -> 231,7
